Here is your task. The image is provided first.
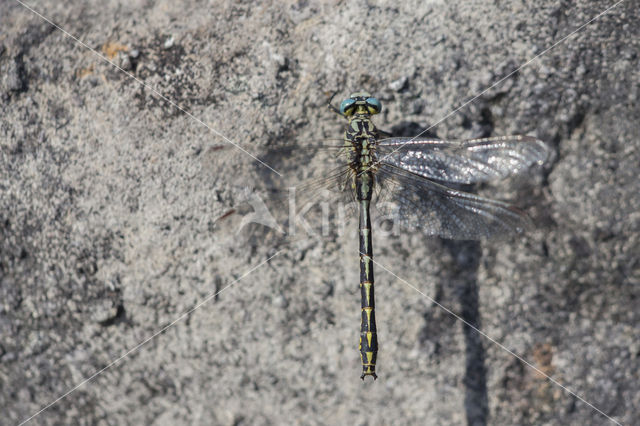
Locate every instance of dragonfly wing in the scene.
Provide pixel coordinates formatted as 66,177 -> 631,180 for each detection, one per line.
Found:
375,165 -> 533,240
377,135 -> 550,184
285,164 -> 356,208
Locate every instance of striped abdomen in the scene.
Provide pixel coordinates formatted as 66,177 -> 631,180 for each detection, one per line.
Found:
355,136 -> 378,379
358,190 -> 378,379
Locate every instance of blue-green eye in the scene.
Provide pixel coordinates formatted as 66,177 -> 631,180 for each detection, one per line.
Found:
340,98 -> 356,115
366,97 -> 381,114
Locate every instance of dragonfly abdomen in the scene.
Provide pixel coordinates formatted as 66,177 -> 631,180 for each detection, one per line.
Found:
358,196 -> 378,379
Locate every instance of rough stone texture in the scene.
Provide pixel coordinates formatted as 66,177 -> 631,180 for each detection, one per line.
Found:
1,1 -> 638,425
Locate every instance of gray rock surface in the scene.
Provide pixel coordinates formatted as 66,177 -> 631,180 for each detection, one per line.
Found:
1,1 -> 638,425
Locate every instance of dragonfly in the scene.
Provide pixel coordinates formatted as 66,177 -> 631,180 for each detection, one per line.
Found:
316,92 -> 550,380
213,91 -> 550,380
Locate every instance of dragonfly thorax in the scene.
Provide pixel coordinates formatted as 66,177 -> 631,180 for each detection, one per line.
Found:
344,116 -> 379,177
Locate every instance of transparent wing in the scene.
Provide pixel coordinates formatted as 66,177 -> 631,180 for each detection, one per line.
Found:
210,153 -> 358,249
283,163 -> 356,209
375,165 -> 532,240
377,135 -> 550,184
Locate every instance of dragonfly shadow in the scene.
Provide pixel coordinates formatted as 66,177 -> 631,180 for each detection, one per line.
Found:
387,121 -> 439,140
419,239 -> 488,425
442,239 -> 488,426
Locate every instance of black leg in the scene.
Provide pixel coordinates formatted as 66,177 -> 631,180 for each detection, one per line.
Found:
327,90 -> 343,117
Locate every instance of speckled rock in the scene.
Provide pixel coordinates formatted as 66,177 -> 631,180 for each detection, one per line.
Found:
1,1 -> 638,425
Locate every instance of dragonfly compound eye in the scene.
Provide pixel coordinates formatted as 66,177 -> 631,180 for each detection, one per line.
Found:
366,97 -> 382,114
340,98 -> 357,116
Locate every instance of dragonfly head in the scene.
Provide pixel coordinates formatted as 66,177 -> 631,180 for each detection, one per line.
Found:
340,92 -> 382,117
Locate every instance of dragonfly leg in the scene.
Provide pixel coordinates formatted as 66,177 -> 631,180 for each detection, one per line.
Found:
326,90 -> 344,117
